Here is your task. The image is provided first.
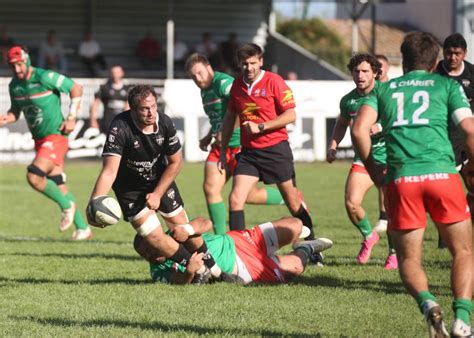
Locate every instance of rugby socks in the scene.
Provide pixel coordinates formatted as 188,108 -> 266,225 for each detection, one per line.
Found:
265,187 -> 284,205
356,214 -> 373,239
169,244 -> 192,266
196,242 -> 221,277
207,202 -> 227,234
294,205 -> 315,240
416,291 -> 438,314
294,245 -> 312,267
453,299 -> 472,325
65,192 -> 89,230
379,211 -> 387,221
387,232 -> 396,255
42,179 -> 72,210
229,210 -> 245,231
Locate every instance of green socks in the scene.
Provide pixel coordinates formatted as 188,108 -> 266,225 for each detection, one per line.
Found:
416,291 -> 437,314
356,214 -> 373,239
42,179 -> 71,210
453,299 -> 472,325
65,192 -> 88,230
208,202 -> 227,234
265,187 -> 284,205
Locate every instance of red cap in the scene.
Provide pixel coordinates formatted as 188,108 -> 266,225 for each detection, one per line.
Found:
7,46 -> 29,64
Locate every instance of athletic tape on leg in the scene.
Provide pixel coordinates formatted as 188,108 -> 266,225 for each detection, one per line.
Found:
136,213 -> 161,237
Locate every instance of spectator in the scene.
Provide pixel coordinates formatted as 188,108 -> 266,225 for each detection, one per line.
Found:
78,31 -> 107,77
38,30 -> 68,73
136,30 -> 162,69
195,32 -> 219,68
220,32 -> 240,73
0,26 -> 15,67
287,71 -> 298,81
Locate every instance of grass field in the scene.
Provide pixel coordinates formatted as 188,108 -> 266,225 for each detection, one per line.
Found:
0,161 -> 458,336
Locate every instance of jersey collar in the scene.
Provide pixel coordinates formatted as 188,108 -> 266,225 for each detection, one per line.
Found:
131,111 -> 160,135
243,70 -> 265,95
442,60 -> 465,77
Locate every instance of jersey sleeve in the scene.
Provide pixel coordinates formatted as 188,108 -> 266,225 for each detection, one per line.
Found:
217,75 -> 233,99
94,85 -> 105,99
448,79 -> 472,125
162,114 -> 182,156
361,91 -> 379,112
102,118 -> 126,157
272,74 -> 296,113
39,70 -> 75,93
150,261 -> 186,284
8,86 -> 21,114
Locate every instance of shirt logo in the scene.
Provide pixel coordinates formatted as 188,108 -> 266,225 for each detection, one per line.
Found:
241,103 -> 260,121
156,135 -> 164,145
281,90 -> 294,106
254,89 -> 260,96
462,79 -> 471,88
133,140 -> 140,148
108,135 -> 115,143
261,88 -> 266,97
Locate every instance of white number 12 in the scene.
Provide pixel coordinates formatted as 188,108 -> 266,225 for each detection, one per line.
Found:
392,90 -> 430,126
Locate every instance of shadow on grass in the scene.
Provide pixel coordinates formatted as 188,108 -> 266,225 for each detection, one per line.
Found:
0,276 -> 149,286
0,235 -> 130,246
1,252 -> 140,261
11,315 -> 321,336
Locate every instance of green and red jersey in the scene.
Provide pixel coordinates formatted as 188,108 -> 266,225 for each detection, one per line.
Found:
363,70 -> 471,182
9,67 -> 75,140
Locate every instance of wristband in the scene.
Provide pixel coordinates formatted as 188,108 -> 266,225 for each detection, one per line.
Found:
179,224 -> 195,236
67,97 -> 82,120
376,123 -> 383,132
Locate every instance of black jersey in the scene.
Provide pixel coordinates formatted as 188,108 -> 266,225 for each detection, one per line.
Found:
95,81 -> 130,131
436,60 -> 474,110
102,110 -> 181,193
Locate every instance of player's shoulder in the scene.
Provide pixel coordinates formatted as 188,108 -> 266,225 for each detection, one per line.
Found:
110,110 -> 132,128
158,111 -> 176,129
214,71 -> 234,83
463,60 -> 474,77
264,70 -> 285,83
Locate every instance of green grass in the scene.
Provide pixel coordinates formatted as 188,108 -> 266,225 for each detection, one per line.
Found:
0,161 -> 458,336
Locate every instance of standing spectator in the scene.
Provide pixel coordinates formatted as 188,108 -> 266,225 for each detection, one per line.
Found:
0,46 -> 92,240
136,31 -> 162,69
78,31 -> 107,77
89,65 -> 129,132
219,43 -> 322,265
0,26 -> 15,67
436,33 -> 474,249
352,32 -> 474,337
195,32 -> 219,69
220,33 -> 239,74
38,30 -> 67,73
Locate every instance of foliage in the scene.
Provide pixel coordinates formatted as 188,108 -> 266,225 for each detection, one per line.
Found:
278,18 -> 351,73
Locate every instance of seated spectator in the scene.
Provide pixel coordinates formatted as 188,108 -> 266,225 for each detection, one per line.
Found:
287,71 -> 298,80
220,32 -> 240,74
38,30 -> 68,73
0,26 -> 15,67
195,32 -> 219,69
173,35 -> 189,71
136,30 -> 162,69
78,31 -> 107,77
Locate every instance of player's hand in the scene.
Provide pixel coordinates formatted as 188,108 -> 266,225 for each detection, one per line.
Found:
217,153 -> 228,174
199,134 -> 212,151
146,192 -> 161,210
369,123 -> 382,136
172,226 -> 190,242
242,121 -> 259,135
0,115 -> 9,127
60,119 -> 76,134
368,164 -> 387,187
326,148 -> 337,163
186,252 -> 204,274
85,201 -> 105,228
461,160 -> 474,191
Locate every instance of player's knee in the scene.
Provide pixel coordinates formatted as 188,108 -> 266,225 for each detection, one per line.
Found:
133,213 -> 162,238
203,180 -> 220,197
229,190 -> 245,208
345,198 -> 359,214
26,164 -> 47,188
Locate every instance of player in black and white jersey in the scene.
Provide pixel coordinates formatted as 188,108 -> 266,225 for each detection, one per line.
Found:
89,65 -> 130,133
87,85 -> 222,283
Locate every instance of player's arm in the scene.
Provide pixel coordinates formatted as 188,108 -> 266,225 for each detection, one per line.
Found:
0,109 -> 20,126
146,150 -> 183,210
89,97 -> 102,129
199,128 -> 213,151
218,107 -> 238,171
327,115 -> 350,163
351,104 -> 384,185
61,82 -> 83,134
169,252 -> 204,284
172,217 -> 213,242
243,108 -> 296,135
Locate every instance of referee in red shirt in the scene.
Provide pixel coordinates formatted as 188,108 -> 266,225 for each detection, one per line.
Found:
219,43 -> 320,263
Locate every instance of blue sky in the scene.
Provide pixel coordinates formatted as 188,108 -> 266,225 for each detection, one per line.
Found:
272,1 -> 336,19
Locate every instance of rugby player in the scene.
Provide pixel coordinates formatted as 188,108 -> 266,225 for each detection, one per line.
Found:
327,54 -> 397,269
352,32 -> 474,337
134,216 -> 333,285
185,53 -> 286,234
0,45 -> 92,240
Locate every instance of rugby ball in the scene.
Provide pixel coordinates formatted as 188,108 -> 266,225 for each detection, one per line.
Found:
87,196 -> 122,226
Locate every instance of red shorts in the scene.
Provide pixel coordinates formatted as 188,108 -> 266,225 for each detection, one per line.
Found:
207,145 -> 240,175
350,162 -> 369,175
34,134 -> 69,166
387,173 -> 470,230
228,222 -> 285,284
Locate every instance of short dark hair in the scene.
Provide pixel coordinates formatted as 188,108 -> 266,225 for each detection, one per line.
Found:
185,53 -> 210,73
347,53 -> 382,79
236,43 -> 263,64
128,85 -> 157,111
401,32 -> 440,72
443,33 -> 467,51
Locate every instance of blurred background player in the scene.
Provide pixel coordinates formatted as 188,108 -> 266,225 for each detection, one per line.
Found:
353,31 -> 474,337
185,53 -> 286,234
436,33 -> 474,250
0,45 -> 92,240
87,85 -> 222,283
89,65 -> 130,133
327,53 -> 396,269
135,216 -> 333,285
219,43 -> 322,265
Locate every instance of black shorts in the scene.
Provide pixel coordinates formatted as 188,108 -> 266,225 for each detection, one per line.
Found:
234,141 -> 295,184
115,181 -> 184,221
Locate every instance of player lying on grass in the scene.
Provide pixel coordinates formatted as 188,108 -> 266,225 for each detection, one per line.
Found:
134,216 -> 333,285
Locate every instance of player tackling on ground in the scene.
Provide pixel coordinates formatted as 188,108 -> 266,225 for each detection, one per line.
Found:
352,32 -> 474,337
0,45 -> 92,240
185,53 -> 286,234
